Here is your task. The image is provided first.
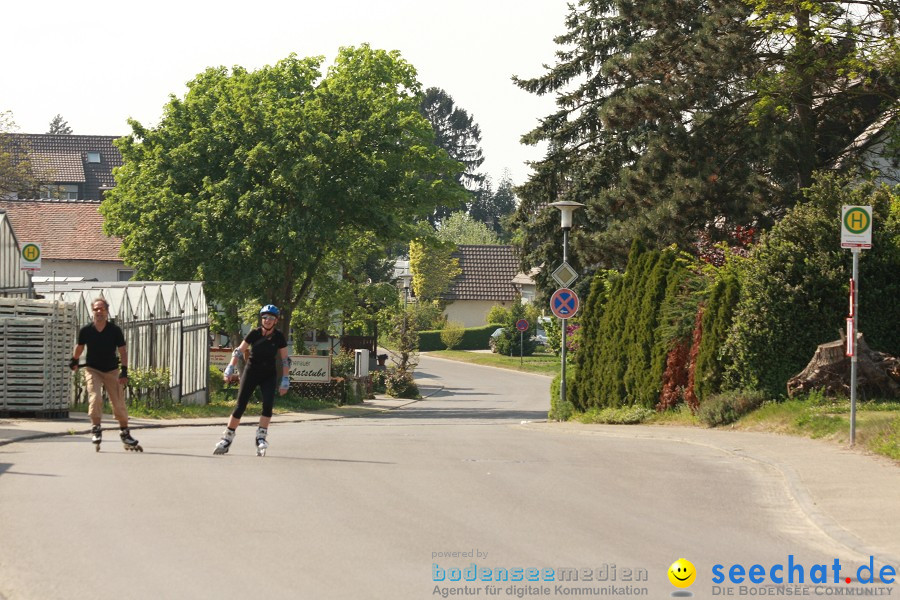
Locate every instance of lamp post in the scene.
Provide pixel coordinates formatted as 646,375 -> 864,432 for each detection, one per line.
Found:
549,201 -> 585,418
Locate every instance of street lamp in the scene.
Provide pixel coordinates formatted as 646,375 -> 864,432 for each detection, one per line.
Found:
549,200 -> 585,419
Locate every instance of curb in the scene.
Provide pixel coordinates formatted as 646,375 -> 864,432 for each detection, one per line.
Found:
0,387 -> 442,449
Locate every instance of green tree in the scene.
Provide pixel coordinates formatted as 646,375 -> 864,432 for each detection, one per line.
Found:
408,238 -> 462,302
47,114 -> 72,135
102,47 -> 466,340
0,111 -> 38,197
419,87 -> 485,224
470,170 -> 517,240
512,0 -> 899,277
435,212 -> 500,245
723,173 -> 900,397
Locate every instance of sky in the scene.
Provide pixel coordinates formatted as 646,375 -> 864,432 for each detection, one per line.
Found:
3,0 -> 571,189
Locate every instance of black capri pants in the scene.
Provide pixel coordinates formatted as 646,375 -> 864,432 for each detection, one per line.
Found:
232,368 -> 276,419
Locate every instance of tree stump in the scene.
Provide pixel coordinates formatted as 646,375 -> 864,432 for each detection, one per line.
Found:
787,333 -> 900,398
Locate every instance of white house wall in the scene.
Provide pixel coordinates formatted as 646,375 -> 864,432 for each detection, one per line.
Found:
34,259 -> 127,281
443,300 -> 512,329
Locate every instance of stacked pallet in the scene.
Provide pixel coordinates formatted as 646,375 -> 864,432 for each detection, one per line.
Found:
0,298 -> 77,418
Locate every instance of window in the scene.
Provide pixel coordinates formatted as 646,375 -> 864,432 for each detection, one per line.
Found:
117,270 -> 134,281
86,152 -> 101,163
39,184 -> 79,200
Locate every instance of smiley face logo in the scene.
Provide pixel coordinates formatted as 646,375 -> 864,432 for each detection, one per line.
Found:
668,558 -> 696,588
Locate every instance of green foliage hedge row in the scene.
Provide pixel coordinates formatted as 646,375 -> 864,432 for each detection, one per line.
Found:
567,173 -> 899,415
418,324 -> 503,351
572,241 -> 691,410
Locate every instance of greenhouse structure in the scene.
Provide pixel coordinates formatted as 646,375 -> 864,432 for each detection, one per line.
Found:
35,281 -> 211,404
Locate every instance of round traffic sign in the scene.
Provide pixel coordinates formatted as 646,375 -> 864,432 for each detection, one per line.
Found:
515,319 -> 529,332
550,288 -> 579,319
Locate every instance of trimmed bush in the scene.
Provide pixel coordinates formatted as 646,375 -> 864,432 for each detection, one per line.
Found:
698,389 -> 767,427
419,324 -> 503,351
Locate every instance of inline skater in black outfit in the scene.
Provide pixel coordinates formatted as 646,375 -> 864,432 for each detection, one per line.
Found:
214,305 -> 290,456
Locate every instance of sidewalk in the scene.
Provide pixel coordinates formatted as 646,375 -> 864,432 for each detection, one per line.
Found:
523,421 -> 900,564
0,395 -> 421,447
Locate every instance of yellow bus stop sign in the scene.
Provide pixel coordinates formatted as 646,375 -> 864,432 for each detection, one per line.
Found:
20,242 -> 41,270
841,206 -> 872,249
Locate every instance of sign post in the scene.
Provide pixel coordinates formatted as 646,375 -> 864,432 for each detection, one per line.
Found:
550,288 -> 580,412
841,205 -> 872,447
516,319 -> 529,366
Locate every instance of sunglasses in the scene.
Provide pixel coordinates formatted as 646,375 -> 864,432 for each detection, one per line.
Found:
261,315 -> 277,321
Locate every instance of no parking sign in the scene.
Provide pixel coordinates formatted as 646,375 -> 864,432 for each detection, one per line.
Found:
550,288 -> 579,319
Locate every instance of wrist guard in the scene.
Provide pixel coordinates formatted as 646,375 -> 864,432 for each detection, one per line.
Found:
69,357 -> 79,370
224,365 -> 236,377
119,366 -> 128,379
280,376 -> 290,391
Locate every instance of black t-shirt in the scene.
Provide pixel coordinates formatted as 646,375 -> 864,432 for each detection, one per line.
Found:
77,321 -> 126,372
244,328 -> 287,375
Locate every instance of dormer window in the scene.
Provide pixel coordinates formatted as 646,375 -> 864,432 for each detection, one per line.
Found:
86,152 -> 101,163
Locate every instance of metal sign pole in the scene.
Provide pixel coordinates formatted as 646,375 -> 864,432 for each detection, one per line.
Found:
850,248 -> 859,446
560,228 -> 569,417
520,330 -> 524,366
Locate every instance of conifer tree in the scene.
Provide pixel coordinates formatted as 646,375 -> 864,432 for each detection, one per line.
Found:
512,0 -> 900,281
47,114 -> 72,135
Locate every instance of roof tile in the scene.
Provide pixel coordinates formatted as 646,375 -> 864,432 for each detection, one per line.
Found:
0,200 -> 122,262
444,245 -> 521,302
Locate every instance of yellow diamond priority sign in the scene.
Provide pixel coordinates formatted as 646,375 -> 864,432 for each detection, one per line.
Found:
841,206 -> 872,249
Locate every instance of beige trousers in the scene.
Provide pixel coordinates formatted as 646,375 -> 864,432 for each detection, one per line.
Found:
84,368 -> 128,424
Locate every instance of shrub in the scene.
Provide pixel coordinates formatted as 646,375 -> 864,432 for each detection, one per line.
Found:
440,321 -> 465,350
385,368 -> 419,399
126,367 -> 173,408
722,174 -> 899,397
578,406 -> 654,424
331,351 -> 355,378
698,389 -> 767,427
370,370 -> 387,394
549,370 -> 576,421
486,304 -> 511,326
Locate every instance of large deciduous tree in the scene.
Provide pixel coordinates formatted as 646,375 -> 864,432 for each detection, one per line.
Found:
512,0 -> 899,291
102,46 -> 466,339
435,212 -> 499,245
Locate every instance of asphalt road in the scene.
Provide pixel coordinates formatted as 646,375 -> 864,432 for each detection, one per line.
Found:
0,355 -> 893,599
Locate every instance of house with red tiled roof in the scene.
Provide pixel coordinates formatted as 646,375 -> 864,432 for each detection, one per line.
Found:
1,133 -> 122,201
441,245 -> 536,328
0,133 -> 130,281
0,199 -> 130,281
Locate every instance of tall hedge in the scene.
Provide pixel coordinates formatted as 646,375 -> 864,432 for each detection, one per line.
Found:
693,272 -> 740,402
572,272 -> 614,411
573,241 -> 686,409
723,174 -> 900,397
419,324 -> 502,351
